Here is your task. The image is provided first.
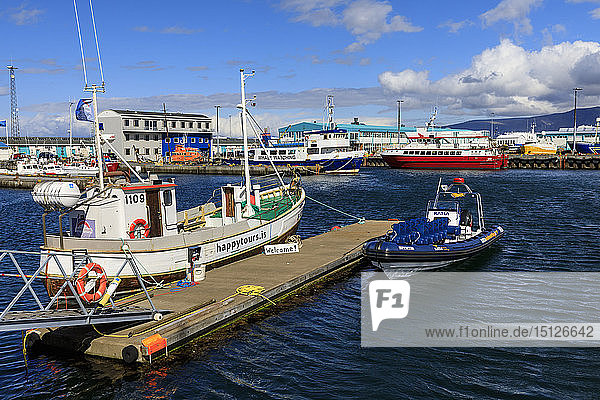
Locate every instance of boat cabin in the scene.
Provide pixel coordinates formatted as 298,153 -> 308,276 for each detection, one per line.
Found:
69,176 -> 178,239
426,178 -> 485,236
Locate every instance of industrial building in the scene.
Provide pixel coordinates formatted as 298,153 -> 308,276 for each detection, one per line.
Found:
97,109 -> 213,162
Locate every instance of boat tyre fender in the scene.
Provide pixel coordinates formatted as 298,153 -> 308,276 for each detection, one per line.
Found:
129,219 -> 150,239
75,262 -> 108,303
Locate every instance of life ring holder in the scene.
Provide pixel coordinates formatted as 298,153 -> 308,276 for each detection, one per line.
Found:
128,219 -> 150,239
75,262 -> 108,303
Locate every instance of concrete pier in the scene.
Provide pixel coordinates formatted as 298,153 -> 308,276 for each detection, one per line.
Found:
137,163 -> 319,176
35,220 -> 390,363
0,174 -> 91,190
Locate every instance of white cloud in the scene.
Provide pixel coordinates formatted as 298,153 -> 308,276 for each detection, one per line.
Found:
280,0 -> 421,52
341,0 -> 422,52
480,0 -> 543,36
9,4 -> 44,25
438,19 -> 473,34
378,39 -> 600,116
591,7 -> 600,18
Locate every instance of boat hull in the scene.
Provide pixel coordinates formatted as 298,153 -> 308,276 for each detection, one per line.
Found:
363,225 -> 504,270
575,142 -> 600,155
225,156 -> 363,174
42,189 -> 305,298
381,154 -> 506,170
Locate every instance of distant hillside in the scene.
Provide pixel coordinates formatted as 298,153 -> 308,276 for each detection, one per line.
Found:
444,106 -> 600,136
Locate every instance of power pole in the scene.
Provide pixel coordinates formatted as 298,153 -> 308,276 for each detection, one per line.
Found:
163,103 -> 170,162
214,105 -> 221,160
7,66 -> 20,138
572,88 -> 582,154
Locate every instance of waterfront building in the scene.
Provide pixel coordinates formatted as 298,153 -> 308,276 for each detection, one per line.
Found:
539,125 -> 599,151
213,137 -> 259,158
3,136 -> 95,159
97,109 -> 213,162
278,120 -> 410,155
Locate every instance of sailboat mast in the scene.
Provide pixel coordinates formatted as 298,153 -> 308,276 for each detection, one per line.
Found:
240,69 -> 254,214
92,85 -> 104,190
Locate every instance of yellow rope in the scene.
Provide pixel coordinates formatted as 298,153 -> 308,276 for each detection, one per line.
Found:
92,284 -> 275,338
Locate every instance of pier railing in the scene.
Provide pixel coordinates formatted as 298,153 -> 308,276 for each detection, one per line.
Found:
0,250 -> 161,331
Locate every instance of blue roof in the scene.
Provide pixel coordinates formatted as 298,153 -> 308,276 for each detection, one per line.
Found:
277,121 -> 479,134
0,142 -> 8,148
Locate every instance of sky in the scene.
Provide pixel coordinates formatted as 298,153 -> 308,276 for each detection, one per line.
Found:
1,0 -> 600,137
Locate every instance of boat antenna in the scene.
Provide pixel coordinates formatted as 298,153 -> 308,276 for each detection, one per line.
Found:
240,69 -> 255,216
89,0 -> 105,85
426,106 -> 437,131
433,176 -> 442,208
73,0 -> 87,86
74,0 -> 106,189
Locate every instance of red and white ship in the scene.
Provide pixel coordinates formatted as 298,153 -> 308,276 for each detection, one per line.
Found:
381,111 -> 507,170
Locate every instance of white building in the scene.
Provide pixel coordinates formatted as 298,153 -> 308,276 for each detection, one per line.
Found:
98,109 -> 213,162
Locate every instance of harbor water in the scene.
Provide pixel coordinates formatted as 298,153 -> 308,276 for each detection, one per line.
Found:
0,168 -> 599,399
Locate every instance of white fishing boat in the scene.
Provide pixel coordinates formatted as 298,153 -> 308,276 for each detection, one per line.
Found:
35,69 -> 305,298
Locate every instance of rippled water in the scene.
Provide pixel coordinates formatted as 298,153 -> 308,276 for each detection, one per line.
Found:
0,168 -> 599,399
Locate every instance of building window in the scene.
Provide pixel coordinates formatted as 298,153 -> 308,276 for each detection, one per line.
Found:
154,148 -> 159,154
125,134 -> 130,141
145,135 -> 149,141
190,138 -> 195,143
124,119 -> 129,127
165,138 -> 170,143
144,120 -> 149,129
171,121 -> 176,128
173,138 -> 179,144
197,122 -> 203,129
180,121 -> 186,128
134,120 -> 139,127
135,134 -> 140,141
125,148 -> 131,155
154,135 -> 159,141
204,122 -> 210,129
145,148 -> 150,155
188,122 -> 193,128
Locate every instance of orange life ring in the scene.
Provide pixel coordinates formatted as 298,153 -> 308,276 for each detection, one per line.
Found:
75,262 -> 107,303
331,226 -> 342,231
129,218 -> 150,239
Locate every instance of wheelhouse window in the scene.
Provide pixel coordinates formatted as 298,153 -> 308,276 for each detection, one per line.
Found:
163,190 -> 173,206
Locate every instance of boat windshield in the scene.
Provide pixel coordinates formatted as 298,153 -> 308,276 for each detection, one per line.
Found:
427,200 -> 458,212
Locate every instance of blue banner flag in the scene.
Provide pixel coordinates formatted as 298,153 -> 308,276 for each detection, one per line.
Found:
0,120 -> 6,127
75,99 -> 94,122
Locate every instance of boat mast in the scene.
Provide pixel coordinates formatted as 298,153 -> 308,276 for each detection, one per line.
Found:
89,84 -> 105,190
240,69 -> 255,215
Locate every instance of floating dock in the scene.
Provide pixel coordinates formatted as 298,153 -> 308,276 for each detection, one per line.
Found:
33,220 -> 390,363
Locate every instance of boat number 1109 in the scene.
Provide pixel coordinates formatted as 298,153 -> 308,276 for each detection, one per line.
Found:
125,193 -> 145,204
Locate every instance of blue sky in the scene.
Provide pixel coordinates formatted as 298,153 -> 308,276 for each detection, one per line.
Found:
1,0 -> 600,137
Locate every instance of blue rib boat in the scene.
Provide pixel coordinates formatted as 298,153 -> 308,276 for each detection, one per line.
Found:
364,178 -> 504,270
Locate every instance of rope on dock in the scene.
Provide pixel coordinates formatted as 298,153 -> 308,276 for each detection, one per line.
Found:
305,195 -> 365,224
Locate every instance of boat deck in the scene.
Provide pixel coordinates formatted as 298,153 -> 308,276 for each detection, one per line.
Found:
35,220 -> 390,363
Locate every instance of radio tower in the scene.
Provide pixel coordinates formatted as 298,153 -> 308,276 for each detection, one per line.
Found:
7,65 -> 20,138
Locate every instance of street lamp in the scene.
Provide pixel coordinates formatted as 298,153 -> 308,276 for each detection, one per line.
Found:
214,105 -> 221,160
572,88 -> 582,154
397,100 -> 404,144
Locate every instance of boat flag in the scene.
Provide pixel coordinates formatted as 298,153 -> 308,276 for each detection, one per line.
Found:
0,121 -> 6,127
75,99 -> 94,122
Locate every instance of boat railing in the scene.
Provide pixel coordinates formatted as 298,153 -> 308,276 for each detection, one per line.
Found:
0,249 -> 161,332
